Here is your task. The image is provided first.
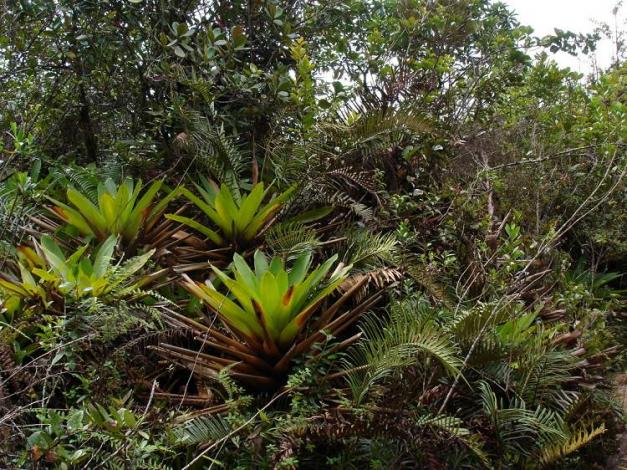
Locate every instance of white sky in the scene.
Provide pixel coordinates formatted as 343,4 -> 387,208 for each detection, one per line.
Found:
504,0 -> 624,73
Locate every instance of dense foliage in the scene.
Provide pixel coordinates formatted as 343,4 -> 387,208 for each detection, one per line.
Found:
0,0 -> 625,468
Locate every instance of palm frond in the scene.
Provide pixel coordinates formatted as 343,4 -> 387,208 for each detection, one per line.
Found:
417,413 -> 490,465
478,381 -> 567,457
343,298 -> 461,404
447,304 -> 511,346
516,349 -> 575,409
331,108 -> 429,162
418,413 -> 471,437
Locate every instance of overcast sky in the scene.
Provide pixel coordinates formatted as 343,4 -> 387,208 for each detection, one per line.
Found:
504,0 -> 624,72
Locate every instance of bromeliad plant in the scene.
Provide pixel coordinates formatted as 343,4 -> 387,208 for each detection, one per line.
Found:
0,235 -> 156,311
0,247 -> 48,314
166,178 -> 295,248
45,177 -> 178,250
156,250 -> 381,389
191,251 -> 349,351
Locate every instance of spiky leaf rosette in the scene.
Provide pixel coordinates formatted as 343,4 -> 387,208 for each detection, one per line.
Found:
155,251 -> 383,389
43,177 -> 178,251
165,179 -> 295,247
189,250 -> 350,351
0,235 -> 158,310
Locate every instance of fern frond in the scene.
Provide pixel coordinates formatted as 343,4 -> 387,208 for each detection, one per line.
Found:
103,456 -> 127,470
343,298 -> 461,404
51,164 -> 101,203
140,461 -> 175,470
339,267 -> 402,302
115,328 -> 191,357
174,414 -> 233,446
100,157 -> 125,182
343,229 -> 399,269
74,299 -> 164,343
318,189 -> 374,221
265,222 -> 321,259
176,109 -> 245,198
0,195 -> 38,247
183,77 -> 213,105
328,168 -> 382,194
107,250 -> 155,292
405,263 -> 456,309
538,423 -> 606,466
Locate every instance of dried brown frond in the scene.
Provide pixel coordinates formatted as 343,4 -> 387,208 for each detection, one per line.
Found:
339,268 -> 403,302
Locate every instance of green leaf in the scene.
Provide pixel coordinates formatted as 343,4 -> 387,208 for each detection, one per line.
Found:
67,410 -> 85,432
124,179 -> 161,240
165,214 -> 224,245
288,251 -> 312,285
242,185 -> 296,240
40,236 -> 69,278
67,187 -> 108,236
232,253 -> 258,291
286,206 -> 333,224
237,183 -> 265,232
48,199 -> 96,238
93,235 -> 116,278
179,187 -> 222,226
213,185 -> 236,237
173,45 -> 186,57
194,282 -> 262,338
254,250 -> 269,278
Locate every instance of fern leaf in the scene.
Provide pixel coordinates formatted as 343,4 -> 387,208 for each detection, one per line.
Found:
538,423 -> 606,466
265,222 -> 321,259
405,263 -> 455,309
343,229 -> 399,269
343,298 -> 461,404
174,414 -> 233,446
